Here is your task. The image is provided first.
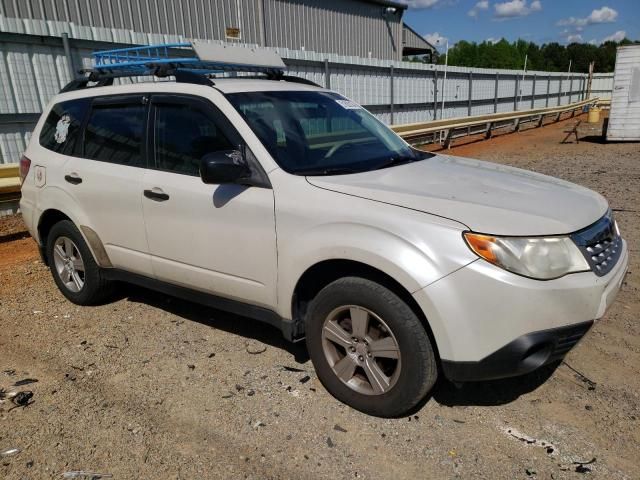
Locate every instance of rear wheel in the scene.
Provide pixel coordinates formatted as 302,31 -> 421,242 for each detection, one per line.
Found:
46,220 -> 114,305
305,277 -> 438,417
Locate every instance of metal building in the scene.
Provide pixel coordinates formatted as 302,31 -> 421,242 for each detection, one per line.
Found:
0,0 -> 434,61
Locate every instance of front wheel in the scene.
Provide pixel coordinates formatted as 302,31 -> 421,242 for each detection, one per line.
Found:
305,277 -> 438,417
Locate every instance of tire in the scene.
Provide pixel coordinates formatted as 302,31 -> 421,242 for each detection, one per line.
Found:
46,220 -> 114,305
305,277 -> 438,417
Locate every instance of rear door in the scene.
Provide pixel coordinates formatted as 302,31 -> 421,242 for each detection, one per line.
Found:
62,94 -> 153,276
141,94 -> 277,308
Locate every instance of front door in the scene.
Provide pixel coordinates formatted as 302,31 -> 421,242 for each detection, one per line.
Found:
141,94 -> 277,309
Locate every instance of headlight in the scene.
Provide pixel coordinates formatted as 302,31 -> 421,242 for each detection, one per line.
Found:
463,232 -> 590,280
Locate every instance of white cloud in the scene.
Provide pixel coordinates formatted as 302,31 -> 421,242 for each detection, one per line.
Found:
601,30 -> 626,43
557,6 -> 618,28
423,32 -> 449,49
493,0 -> 542,19
468,0 -> 489,17
403,0 -> 440,8
486,37 -> 501,44
566,34 -> 583,43
588,6 -> 618,23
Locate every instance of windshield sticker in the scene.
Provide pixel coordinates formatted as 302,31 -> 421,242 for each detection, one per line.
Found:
54,114 -> 71,144
336,99 -> 362,110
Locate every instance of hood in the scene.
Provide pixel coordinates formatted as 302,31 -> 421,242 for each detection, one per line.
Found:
306,155 -> 608,236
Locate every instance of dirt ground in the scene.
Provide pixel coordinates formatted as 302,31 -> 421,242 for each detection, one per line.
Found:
1,113 -> 638,479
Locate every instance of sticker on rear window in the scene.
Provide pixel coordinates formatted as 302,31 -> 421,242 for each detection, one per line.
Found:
335,99 -> 362,110
54,114 -> 71,144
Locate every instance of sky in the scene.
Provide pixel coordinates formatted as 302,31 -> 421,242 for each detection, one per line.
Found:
401,1 -> 640,50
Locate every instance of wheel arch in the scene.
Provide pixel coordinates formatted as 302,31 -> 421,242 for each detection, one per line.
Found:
291,259 -> 442,362
37,208 -> 110,268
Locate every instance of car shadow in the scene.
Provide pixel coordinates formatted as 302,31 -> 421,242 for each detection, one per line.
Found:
110,284 -> 560,410
432,361 -> 560,407
114,283 -> 310,365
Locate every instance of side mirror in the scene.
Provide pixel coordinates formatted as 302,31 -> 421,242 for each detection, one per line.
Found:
200,149 -> 250,185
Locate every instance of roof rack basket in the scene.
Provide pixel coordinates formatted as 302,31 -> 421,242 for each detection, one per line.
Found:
61,42 -> 290,92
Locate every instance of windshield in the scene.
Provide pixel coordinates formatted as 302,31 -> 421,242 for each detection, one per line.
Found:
226,91 -> 432,175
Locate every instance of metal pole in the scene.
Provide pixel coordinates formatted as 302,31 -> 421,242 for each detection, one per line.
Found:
433,69 -> 438,120
562,59 -> 572,105
514,75 -> 519,111
531,74 -> 536,109
324,59 -> 330,89
558,76 -> 562,106
518,54 -> 527,108
61,32 -> 76,80
440,40 -> 449,121
494,72 -> 499,113
569,75 -> 574,103
468,71 -> 473,117
390,64 -> 394,125
585,61 -> 595,100
546,75 -> 551,107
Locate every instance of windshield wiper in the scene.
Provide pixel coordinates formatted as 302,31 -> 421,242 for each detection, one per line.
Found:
297,166 -> 360,176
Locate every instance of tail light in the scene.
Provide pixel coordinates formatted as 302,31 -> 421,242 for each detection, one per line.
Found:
19,155 -> 31,184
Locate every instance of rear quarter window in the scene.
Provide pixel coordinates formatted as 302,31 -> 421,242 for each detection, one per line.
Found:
39,98 -> 89,155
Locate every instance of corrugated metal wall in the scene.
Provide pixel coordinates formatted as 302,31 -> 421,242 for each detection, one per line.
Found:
591,73 -> 614,100
263,0 -> 403,60
0,0 -> 404,60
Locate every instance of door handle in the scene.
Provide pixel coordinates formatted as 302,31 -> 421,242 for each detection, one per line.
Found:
144,188 -> 170,202
64,173 -> 82,185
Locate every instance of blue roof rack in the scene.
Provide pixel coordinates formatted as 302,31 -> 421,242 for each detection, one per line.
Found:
59,42 -> 322,93
92,42 -> 286,75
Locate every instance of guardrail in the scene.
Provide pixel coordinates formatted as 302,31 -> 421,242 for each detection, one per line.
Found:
0,164 -> 20,195
393,97 -> 597,147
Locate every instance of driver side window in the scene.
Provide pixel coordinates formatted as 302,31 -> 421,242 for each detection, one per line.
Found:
154,104 -> 234,176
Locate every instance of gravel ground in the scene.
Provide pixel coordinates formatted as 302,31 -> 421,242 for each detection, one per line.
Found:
0,113 -> 638,479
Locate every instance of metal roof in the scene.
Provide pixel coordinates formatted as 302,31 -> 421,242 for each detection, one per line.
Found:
363,0 -> 409,10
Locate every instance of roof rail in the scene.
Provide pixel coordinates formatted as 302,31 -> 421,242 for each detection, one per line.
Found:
60,42 -> 290,92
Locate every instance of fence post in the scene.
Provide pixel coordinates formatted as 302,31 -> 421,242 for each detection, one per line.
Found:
468,71 -> 473,117
390,64 -> 394,125
546,75 -> 551,107
61,33 -> 76,80
531,74 -> 536,109
558,76 -> 562,106
494,72 -> 499,113
433,69 -> 439,120
569,75 -> 574,103
514,74 -> 519,111
324,59 -> 330,89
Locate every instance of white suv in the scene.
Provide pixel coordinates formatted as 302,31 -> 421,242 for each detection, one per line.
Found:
20,55 -> 628,417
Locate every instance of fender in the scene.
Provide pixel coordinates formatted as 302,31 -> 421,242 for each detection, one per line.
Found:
276,220 -> 475,320
35,185 -> 111,266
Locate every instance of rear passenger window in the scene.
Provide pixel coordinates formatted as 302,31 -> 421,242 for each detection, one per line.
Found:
84,103 -> 146,167
154,104 -> 234,176
39,99 -> 89,155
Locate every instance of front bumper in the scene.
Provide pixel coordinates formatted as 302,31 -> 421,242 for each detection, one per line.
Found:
441,320 -> 593,382
413,238 -> 628,381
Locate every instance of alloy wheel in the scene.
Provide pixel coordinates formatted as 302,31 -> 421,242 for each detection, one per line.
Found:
52,236 -> 85,293
321,305 -> 401,395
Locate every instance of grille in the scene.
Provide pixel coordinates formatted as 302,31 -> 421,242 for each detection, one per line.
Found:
571,211 -> 621,277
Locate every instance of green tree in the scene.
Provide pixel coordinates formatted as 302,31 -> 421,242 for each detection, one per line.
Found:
433,38 -> 639,72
